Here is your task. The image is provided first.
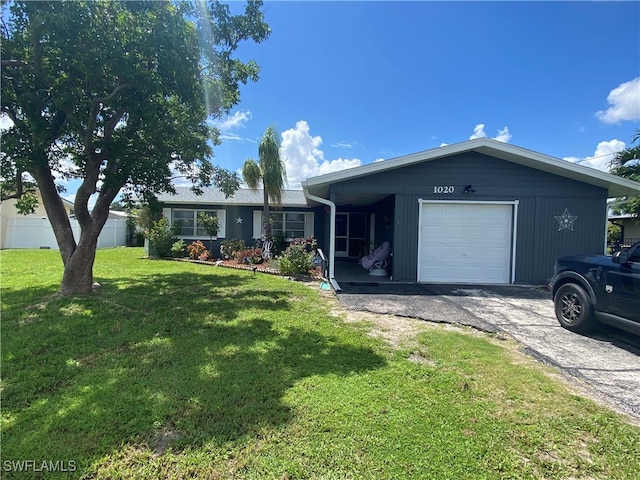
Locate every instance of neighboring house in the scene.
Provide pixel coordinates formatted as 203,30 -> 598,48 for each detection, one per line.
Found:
0,191 -> 74,249
159,138 -> 640,288
609,213 -> 640,246
0,191 -> 128,249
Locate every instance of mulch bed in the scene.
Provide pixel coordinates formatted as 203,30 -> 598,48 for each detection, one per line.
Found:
174,257 -> 324,281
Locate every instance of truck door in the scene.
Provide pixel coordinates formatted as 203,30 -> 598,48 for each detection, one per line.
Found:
603,248 -> 640,323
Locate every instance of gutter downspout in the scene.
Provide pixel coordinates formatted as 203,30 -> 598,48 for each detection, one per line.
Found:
302,189 -> 339,291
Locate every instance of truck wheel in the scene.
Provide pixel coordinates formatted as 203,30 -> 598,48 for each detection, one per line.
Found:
554,283 -> 597,333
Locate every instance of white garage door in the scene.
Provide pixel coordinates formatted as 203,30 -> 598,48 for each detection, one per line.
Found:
418,202 -> 514,284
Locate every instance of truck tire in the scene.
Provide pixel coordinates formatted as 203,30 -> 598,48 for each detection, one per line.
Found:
554,283 -> 598,333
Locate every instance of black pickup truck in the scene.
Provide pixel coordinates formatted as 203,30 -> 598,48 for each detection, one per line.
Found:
549,241 -> 640,336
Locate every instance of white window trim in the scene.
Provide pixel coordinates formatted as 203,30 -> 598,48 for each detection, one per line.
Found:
252,210 -> 314,240
165,208 -> 226,239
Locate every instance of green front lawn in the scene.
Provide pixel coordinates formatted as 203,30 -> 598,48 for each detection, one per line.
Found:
1,248 -> 638,479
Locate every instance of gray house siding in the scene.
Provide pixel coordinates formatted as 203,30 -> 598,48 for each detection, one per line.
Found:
164,203 -> 256,255
373,195 -> 395,249
529,196 -> 607,282
328,152 -> 608,285
162,202 -> 326,257
392,194 -> 418,282
225,205 -> 257,242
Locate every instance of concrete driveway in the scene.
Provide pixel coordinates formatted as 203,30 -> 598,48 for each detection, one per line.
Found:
336,283 -> 640,423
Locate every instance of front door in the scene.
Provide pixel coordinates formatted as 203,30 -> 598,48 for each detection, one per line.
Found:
335,213 -> 348,257
335,212 -> 367,258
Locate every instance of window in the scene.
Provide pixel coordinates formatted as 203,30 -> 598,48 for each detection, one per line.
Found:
271,212 -> 305,239
171,209 -> 225,238
253,210 -> 313,240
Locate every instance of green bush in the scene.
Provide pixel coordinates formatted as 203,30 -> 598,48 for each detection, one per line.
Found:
171,240 -> 187,257
272,232 -> 287,256
278,244 -> 314,275
146,217 -> 176,258
220,239 -> 246,259
289,236 -> 317,253
236,247 -> 263,265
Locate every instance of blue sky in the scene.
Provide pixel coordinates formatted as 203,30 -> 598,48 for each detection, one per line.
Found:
2,1 -> 639,203
209,1 -> 640,191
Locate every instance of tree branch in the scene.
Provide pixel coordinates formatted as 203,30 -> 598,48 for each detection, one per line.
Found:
103,108 -> 126,142
85,101 -> 100,153
1,171 -> 27,200
94,83 -> 131,104
86,84 -> 130,152
1,59 -> 35,72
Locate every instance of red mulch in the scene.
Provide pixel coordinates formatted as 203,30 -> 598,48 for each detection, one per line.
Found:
176,257 -> 323,279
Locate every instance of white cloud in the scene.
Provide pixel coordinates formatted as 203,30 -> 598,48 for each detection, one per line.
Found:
469,124 -> 487,139
595,77 -> 640,124
494,126 -> 512,143
0,114 -> 14,131
212,110 -> 255,143
280,121 -> 362,189
219,132 -> 253,142
469,124 -> 512,142
215,110 -> 252,131
373,158 -> 385,163
332,140 -> 363,149
563,139 -> 626,172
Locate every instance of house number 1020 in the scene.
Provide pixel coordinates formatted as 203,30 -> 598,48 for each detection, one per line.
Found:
433,186 -> 455,194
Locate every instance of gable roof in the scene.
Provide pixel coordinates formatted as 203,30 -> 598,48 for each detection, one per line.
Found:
157,187 -> 309,207
302,137 -> 640,199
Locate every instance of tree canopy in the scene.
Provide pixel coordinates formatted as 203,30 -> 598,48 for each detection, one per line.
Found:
0,0 -> 270,294
609,129 -> 640,218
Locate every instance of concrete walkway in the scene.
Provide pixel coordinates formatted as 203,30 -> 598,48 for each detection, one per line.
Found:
336,283 -> 640,423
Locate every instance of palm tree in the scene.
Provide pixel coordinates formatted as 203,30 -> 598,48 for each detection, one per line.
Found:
242,125 -> 287,240
609,129 -> 640,217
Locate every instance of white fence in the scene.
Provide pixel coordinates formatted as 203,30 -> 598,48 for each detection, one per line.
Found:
4,217 -> 128,249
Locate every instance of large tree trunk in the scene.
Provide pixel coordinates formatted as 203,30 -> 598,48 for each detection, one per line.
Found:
32,161 -> 115,296
58,234 -> 99,295
32,164 -> 78,264
57,207 -> 111,295
58,191 -> 113,295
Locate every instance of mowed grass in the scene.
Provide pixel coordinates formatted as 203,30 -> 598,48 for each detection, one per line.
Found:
1,248 -> 639,479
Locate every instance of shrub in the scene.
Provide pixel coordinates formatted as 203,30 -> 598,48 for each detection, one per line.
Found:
220,238 -> 246,260
186,240 -> 210,261
146,216 -> 176,258
272,232 -> 287,256
289,236 -> 318,253
278,243 -> 314,275
198,212 -> 219,250
171,240 -> 187,257
236,247 -> 263,265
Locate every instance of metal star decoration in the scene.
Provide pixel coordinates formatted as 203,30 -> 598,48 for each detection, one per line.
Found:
236,217 -> 243,224
555,208 -> 577,232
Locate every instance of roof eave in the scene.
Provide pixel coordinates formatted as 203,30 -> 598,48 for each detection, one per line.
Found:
304,137 -> 640,198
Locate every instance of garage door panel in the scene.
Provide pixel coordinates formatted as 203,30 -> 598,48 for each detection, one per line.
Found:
419,203 -> 513,284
